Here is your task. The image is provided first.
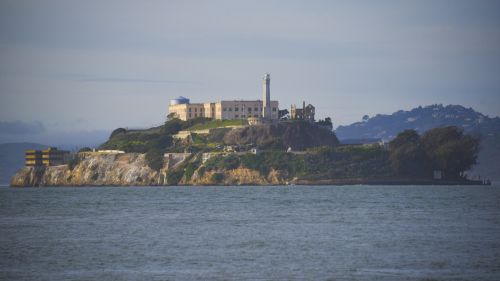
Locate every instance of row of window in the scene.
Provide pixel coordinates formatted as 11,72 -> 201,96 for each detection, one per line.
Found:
234,114 -> 260,118
186,107 -> 277,113
188,108 -> 205,113
222,107 -> 277,112
187,113 -> 263,119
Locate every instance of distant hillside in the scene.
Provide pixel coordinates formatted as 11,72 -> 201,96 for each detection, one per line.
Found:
335,104 -> 500,181
0,142 -> 47,185
336,104 -> 500,140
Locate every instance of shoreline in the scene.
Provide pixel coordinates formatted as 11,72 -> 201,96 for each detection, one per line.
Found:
10,178 -> 490,187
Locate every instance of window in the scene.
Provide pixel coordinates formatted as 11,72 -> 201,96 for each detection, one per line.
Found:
248,108 -> 252,112
235,107 -> 239,111
254,114 -> 258,117
235,114 -> 239,118
189,113 -> 192,117
254,107 -> 258,111
229,108 -> 232,111
195,108 -> 197,112
195,113 -> 197,117
223,107 -> 227,111
189,108 -> 192,112
272,107 -> 277,112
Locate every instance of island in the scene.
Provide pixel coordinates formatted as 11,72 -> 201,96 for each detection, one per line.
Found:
10,74 -> 487,187
10,118 -> 485,187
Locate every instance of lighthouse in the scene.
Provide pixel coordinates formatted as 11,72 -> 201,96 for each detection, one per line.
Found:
262,73 -> 271,120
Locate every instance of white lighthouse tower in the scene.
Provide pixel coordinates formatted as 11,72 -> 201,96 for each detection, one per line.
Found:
262,73 -> 271,120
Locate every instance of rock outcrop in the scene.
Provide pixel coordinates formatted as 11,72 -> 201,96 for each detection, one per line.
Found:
11,153 -> 160,187
10,152 -> 286,187
223,121 -> 339,150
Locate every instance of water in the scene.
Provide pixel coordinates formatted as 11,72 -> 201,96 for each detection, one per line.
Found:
1,185 -> 499,281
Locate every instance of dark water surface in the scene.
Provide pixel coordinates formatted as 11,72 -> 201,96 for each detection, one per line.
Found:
1,185 -> 499,281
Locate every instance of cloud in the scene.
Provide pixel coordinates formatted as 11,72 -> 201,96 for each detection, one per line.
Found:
74,76 -> 198,84
0,121 -> 45,135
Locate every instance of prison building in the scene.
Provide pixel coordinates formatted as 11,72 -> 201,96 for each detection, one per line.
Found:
168,74 -> 279,121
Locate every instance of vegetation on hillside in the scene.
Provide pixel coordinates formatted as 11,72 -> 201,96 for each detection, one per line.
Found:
389,126 -> 480,179
99,114 -> 479,182
224,120 -> 339,150
100,117 -> 340,170
99,118 -> 205,170
201,145 -> 391,181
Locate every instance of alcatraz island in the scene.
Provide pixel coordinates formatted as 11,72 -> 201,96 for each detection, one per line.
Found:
11,74 -> 487,187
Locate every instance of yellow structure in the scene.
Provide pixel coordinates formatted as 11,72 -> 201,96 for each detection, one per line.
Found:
25,147 -> 70,167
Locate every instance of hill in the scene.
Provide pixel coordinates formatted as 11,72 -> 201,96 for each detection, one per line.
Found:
0,142 -> 48,185
100,118 -> 339,153
335,104 -> 500,181
223,121 -> 339,150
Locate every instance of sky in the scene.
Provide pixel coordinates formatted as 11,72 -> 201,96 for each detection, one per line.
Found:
1,0 -> 499,146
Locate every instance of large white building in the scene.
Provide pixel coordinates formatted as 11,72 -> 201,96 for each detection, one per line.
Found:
168,74 -> 279,121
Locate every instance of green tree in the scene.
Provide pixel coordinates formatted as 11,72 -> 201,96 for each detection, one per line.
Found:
421,126 -> 480,179
211,172 -> 224,183
316,117 -> 333,130
161,119 -> 183,136
389,129 -> 430,177
78,147 -> 92,153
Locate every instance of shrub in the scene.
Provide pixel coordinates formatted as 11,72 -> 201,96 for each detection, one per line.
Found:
184,156 -> 201,181
78,147 -> 92,153
221,154 -> 240,170
197,166 -> 206,177
211,172 -> 224,183
67,154 -> 81,170
166,170 -> 184,185
145,148 -> 164,171
240,153 -> 263,171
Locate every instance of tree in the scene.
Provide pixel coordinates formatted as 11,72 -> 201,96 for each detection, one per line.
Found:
389,129 -> 420,148
389,130 -> 430,177
316,117 -> 333,130
279,109 -> 289,120
161,119 -> 183,136
421,126 -> 480,179
78,147 -> 92,153
166,112 -> 178,121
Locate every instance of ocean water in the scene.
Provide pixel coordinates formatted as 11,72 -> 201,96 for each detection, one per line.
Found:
0,185 -> 499,281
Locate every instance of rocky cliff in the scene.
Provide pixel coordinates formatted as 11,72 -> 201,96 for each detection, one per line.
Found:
11,153 -> 160,187
10,152 -> 286,187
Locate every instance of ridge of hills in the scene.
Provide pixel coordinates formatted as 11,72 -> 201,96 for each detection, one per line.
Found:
335,104 -> 500,180
335,104 -> 499,140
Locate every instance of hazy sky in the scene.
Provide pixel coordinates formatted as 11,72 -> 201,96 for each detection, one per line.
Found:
1,0 -> 499,145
